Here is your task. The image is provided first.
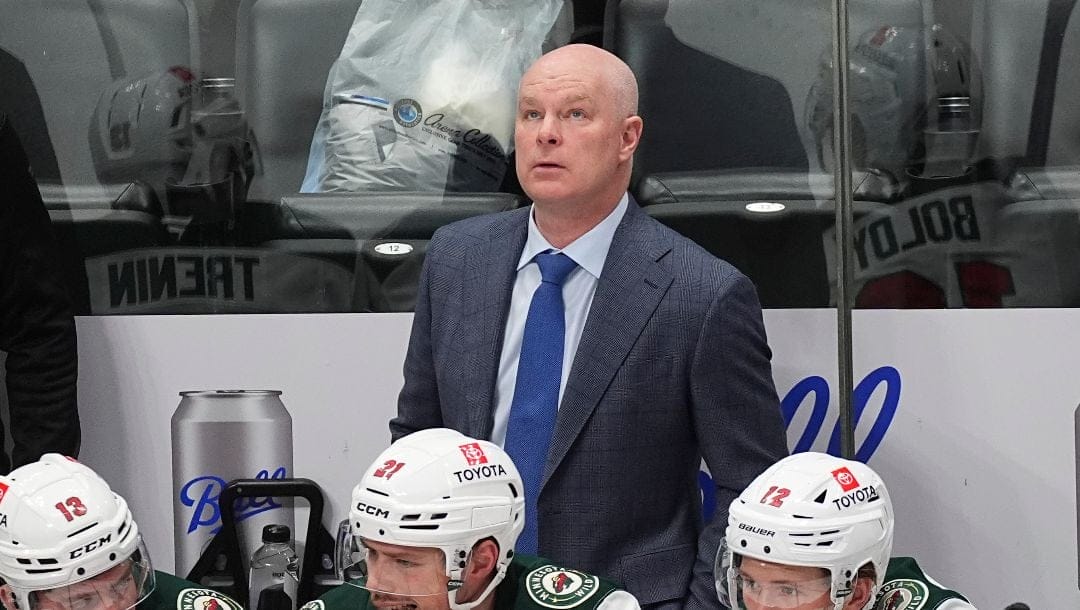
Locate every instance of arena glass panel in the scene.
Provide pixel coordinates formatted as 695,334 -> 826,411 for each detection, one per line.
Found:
839,0 -> 1080,309
25,1 -> 1061,312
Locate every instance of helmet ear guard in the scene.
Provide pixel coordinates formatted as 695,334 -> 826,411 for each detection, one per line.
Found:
348,429 -> 525,610
718,452 -> 894,610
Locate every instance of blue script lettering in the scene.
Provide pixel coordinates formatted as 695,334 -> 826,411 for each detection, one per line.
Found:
699,366 -> 901,521
780,366 -> 901,462
825,366 -> 900,462
780,376 -> 830,454
180,467 -> 288,535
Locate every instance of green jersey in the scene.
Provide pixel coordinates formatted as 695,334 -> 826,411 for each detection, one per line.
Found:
874,557 -> 974,610
300,555 -> 637,610
140,571 -> 243,610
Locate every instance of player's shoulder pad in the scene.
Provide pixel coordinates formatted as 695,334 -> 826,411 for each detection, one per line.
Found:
176,587 -> 243,610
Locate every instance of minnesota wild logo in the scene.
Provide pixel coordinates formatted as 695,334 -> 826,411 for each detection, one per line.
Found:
876,579 -> 928,610
526,565 -> 600,608
178,588 -> 243,610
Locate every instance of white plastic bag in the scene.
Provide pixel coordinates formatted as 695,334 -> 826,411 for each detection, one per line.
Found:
302,0 -> 563,193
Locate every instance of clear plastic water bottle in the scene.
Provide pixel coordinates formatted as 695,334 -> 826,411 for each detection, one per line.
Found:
249,524 -> 299,610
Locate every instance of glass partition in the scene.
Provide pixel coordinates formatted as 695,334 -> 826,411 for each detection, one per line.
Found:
2,0 -> 1074,313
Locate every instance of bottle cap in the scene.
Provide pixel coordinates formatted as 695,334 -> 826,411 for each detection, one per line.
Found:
262,524 -> 291,544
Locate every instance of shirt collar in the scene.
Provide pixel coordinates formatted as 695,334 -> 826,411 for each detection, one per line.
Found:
518,193 -> 629,279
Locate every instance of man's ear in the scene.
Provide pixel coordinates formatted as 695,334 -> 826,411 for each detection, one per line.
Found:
457,539 -> 501,603
845,574 -> 876,610
465,539 -> 500,581
0,584 -> 18,610
618,115 -> 643,162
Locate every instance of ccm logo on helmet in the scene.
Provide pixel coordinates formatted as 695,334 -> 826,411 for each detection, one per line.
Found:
69,534 -> 112,559
356,502 -> 390,519
832,485 -> 880,511
452,464 -> 507,483
738,523 -> 775,537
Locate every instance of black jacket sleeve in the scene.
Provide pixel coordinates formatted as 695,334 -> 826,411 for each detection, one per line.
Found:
0,112 -> 80,474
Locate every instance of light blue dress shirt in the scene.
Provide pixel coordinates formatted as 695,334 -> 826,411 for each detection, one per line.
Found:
491,194 -> 629,446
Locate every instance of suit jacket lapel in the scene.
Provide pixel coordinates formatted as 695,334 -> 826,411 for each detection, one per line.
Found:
543,202 -> 674,487
464,208 -> 529,438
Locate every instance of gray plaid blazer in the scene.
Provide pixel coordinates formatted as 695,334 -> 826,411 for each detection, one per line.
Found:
392,197 -> 787,610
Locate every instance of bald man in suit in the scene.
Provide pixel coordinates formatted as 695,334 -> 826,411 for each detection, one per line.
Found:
392,44 -> 787,610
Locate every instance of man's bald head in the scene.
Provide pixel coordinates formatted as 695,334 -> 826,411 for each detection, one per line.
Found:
514,44 -> 644,235
520,44 -> 639,119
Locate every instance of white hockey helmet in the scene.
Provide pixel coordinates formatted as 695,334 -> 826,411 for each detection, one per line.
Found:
349,429 -> 524,610
806,23 -> 981,181
716,452 -> 893,610
0,455 -> 154,610
88,66 -> 195,190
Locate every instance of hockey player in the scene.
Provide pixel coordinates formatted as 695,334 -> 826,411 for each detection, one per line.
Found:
302,428 -> 638,610
0,454 -> 240,610
715,452 -> 974,610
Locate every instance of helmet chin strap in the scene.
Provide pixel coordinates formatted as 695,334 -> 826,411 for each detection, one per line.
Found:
446,560 -> 509,610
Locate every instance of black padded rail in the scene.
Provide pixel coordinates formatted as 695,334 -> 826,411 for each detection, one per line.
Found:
1006,166 -> 1080,201
39,181 -> 164,216
261,192 -> 523,241
638,169 -> 903,206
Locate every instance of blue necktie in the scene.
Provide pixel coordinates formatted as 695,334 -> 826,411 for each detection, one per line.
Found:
505,251 -> 578,555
